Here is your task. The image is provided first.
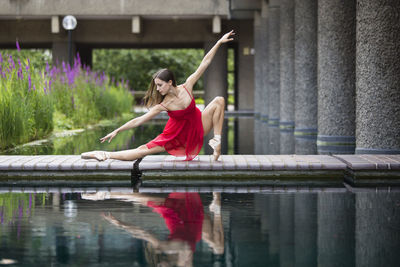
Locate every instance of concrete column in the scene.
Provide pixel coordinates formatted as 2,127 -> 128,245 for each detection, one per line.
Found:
237,117 -> 254,154
254,11 -> 262,116
203,39 -> 228,106
268,0 -> 280,155
294,194 -> 317,267
294,0 -> 318,154
203,39 -> 228,155
356,0 -> 400,154
318,193 -> 355,267
237,20 -> 254,111
260,1 -> 270,154
279,195 -> 294,267
279,0 -> 295,154
355,192 -> 400,267
52,41 -> 75,65
317,0 -> 356,155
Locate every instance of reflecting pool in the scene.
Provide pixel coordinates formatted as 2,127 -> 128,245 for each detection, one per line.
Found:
1,190 -> 399,266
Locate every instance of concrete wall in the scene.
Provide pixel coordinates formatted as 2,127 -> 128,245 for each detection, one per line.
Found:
0,0 -> 228,16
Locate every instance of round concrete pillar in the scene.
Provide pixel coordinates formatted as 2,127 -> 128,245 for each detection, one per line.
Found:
355,192 -> 400,266
254,12 -> 263,116
268,0 -> 280,133
317,0 -> 356,155
294,194 -> 317,266
280,0 -> 295,154
260,1 -> 270,154
294,0 -> 318,154
52,41 -> 76,65
203,40 -> 228,106
203,40 -> 228,155
318,193 -> 355,267
356,0 -> 400,154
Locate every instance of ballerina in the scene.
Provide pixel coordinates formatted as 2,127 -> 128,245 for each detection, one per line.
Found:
81,30 -> 235,162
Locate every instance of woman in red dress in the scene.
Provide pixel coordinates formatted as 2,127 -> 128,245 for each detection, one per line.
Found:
81,30 -> 235,161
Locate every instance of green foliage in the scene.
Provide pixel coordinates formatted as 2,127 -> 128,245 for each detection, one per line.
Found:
0,48 -> 133,150
0,54 -> 54,149
93,49 -> 204,91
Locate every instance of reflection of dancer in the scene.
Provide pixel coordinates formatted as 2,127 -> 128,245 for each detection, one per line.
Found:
82,192 -> 224,267
81,31 -> 235,162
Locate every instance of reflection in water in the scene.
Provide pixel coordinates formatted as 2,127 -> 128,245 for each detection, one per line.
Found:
82,192 -> 224,267
0,191 -> 399,266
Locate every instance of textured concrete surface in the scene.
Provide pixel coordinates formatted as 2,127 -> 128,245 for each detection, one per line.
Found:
0,154 -> 346,172
203,39 -> 228,106
0,0 -> 229,16
260,1 -> 270,119
279,0 -> 295,132
253,12 -> 262,116
268,1 -> 281,124
294,0 -> 318,134
318,0 -> 356,154
356,0 -> 400,153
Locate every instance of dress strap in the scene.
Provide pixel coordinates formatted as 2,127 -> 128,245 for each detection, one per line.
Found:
159,103 -> 168,111
183,85 -> 193,99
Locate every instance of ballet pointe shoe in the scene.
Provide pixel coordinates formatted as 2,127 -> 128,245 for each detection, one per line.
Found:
209,137 -> 221,161
81,151 -> 110,161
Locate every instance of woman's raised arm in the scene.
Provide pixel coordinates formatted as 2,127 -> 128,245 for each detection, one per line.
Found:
100,104 -> 165,143
185,30 -> 235,89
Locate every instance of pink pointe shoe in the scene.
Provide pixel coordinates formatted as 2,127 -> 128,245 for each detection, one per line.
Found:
208,137 -> 221,161
81,151 -> 110,161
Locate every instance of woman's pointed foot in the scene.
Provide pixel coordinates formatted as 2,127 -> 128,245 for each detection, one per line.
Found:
81,151 -> 110,161
209,137 -> 221,161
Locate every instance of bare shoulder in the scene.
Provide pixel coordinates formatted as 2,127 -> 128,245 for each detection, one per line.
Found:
181,83 -> 193,93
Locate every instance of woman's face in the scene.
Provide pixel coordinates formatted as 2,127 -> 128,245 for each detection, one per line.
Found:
154,78 -> 171,95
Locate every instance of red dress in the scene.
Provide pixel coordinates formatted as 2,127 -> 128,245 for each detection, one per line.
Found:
146,86 -> 204,161
147,193 -> 204,252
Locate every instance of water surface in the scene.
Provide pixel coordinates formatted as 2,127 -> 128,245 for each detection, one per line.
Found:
1,190 -> 399,266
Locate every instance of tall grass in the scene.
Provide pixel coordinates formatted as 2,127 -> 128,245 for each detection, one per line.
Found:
0,44 -> 133,150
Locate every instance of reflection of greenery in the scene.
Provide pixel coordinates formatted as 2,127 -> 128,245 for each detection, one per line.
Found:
0,193 -> 48,226
1,120 -> 166,155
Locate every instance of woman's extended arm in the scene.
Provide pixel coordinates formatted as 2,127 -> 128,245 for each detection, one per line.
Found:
185,30 -> 235,89
100,104 -> 164,143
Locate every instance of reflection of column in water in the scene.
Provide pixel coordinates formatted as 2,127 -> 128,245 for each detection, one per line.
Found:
318,193 -> 355,267
53,193 -> 60,211
229,194 -> 269,265
356,192 -> 400,267
236,117 -> 254,154
269,194 -> 280,265
254,194 -> 270,235
294,194 -> 317,267
280,132 -> 295,154
279,194 -> 295,267
269,127 -> 281,155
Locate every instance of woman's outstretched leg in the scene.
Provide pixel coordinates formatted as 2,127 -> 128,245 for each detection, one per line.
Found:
81,145 -> 165,161
202,96 -> 225,161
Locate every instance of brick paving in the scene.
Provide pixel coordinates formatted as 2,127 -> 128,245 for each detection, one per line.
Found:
0,155 -> 399,185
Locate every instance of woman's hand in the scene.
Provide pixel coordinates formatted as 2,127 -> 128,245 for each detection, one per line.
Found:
100,130 -> 118,143
218,30 -> 235,44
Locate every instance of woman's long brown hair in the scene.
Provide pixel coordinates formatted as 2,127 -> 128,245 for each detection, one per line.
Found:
143,68 -> 177,108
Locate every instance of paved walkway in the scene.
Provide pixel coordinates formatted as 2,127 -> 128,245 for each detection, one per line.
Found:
0,154 -> 399,186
